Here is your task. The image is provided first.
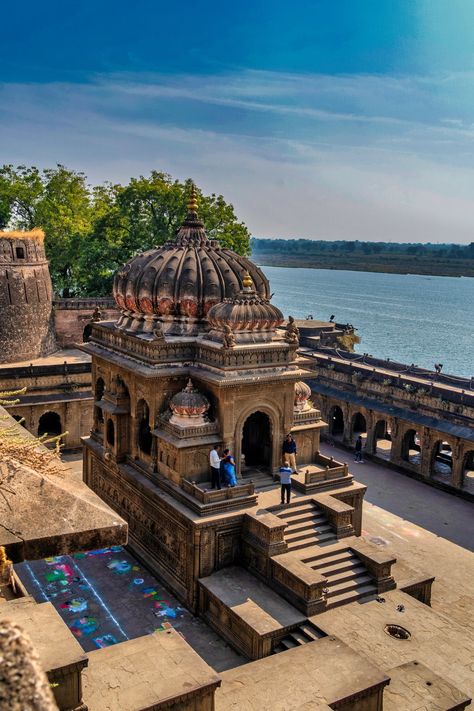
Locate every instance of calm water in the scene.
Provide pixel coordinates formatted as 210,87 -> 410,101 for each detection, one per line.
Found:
262,266 -> 474,379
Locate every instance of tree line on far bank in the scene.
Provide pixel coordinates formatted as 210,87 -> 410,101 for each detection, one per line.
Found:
252,238 -> 474,277
0,165 -> 251,296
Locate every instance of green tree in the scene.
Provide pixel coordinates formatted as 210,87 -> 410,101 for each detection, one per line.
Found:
0,167 -> 251,297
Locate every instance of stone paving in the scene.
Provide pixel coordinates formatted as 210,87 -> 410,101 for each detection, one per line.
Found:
16,547 -> 245,672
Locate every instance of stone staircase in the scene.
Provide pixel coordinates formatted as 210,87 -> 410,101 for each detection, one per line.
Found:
301,546 -> 377,609
273,621 -> 326,653
275,501 -> 337,551
241,467 -> 276,491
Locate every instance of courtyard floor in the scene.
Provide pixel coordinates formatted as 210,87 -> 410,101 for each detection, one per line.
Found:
16,546 -> 245,672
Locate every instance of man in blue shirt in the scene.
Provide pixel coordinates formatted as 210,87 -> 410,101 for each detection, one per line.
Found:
282,434 -> 297,473
279,462 -> 292,504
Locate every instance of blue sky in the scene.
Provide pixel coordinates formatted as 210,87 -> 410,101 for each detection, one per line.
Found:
2,1 -> 474,242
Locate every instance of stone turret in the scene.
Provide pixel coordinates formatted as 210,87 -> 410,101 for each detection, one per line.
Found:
0,230 -> 56,363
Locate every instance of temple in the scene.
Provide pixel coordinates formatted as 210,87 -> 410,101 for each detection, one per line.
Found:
1,188 -> 473,711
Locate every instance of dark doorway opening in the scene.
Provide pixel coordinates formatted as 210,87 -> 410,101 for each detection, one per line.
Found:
242,411 -> 271,471
83,323 -> 93,342
329,405 -> 344,438
38,411 -> 62,438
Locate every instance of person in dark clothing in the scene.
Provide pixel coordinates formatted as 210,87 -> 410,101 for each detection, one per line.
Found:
354,436 -> 364,463
282,434 -> 298,473
279,461 -> 292,504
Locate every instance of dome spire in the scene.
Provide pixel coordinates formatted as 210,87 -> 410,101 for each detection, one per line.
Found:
187,183 -> 199,215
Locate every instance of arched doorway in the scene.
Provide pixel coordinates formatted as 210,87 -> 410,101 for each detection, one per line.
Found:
137,399 -> 152,456
351,412 -> 367,445
38,411 -> 62,438
462,451 -> 474,495
431,440 -> 452,484
329,405 -> 344,439
106,419 -> 115,447
374,419 -> 392,460
402,429 -> 421,467
242,411 -> 272,472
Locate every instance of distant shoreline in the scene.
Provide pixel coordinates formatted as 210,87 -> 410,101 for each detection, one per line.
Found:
252,256 -> 474,278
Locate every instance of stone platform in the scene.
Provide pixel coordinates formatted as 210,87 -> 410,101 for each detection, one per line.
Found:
1,597 -> 88,711
82,628 -> 221,711
384,661 -> 471,710
198,566 -> 307,659
215,634 -> 389,711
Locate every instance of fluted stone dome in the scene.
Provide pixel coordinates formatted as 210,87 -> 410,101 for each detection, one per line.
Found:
294,380 -> 312,412
169,379 -> 210,428
206,272 -> 283,344
113,186 -> 269,336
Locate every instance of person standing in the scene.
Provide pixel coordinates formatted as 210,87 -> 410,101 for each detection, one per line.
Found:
282,434 -> 298,473
279,461 -> 292,505
354,436 -> 364,463
209,445 -> 221,489
222,449 -> 237,487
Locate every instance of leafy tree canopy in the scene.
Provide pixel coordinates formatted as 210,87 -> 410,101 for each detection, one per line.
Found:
0,166 -> 251,296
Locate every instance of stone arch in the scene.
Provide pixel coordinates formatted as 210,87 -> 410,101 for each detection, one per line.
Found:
461,450 -> 474,495
234,401 -> 281,476
373,419 -> 392,459
38,411 -> 62,438
351,412 -> 367,445
136,398 -> 152,456
401,428 -> 422,467
328,404 -> 344,439
431,439 -> 453,484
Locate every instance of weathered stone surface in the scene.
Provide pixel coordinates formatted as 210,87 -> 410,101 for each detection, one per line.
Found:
1,598 -> 88,710
311,589 -> 474,702
82,628 -> 221,711
216,635 -> 389,710
384,661 -> 471,710
0,408 -> 127,561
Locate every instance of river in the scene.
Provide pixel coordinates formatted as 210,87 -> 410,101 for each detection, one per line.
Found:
261,266 -> 474,379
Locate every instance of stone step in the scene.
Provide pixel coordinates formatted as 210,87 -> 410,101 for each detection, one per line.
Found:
323,565 -> 368,586
325,574 -> 374,598
287,631 -> 310,646
282,511 -> 328,526
286,532 -> 337,551
278,636 -> 299,650
313,558 -> 366,577
325,584 -> 377,610
285,524 -> 333,543
298,623 -> 326,641
276,504 -> 318,520
284,516 -> 328,535
302,547 -> 352,566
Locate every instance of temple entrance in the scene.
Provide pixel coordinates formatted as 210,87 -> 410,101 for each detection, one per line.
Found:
241,411 -> 272,472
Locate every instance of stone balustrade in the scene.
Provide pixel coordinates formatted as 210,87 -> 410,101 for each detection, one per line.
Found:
270,553 -> 327,616
350,540 -> 397,593
313,495 -> 355,538
182,478 -> 255,504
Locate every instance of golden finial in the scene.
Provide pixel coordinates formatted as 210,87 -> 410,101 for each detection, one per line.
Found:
242,271 -> 253,289
188,183 -> 199,213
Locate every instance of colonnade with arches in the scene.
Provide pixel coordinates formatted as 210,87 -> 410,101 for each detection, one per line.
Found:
317,397 -> 474,495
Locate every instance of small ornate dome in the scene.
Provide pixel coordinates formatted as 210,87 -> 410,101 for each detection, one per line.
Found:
113,186 -> 269,336
206,272 -> 284,344
170,379 -> 210,421
294,381 -> 312,412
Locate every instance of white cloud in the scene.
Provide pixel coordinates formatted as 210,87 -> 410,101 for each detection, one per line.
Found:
1,70 -> 474,243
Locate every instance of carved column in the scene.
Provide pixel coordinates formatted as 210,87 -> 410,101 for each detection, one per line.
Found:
451,440 -> 464,488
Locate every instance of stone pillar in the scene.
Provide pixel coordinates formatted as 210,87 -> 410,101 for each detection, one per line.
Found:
451,440 -> 464,489
389,420 -> 402,465
365,410 -> 376,454
420,428 -> 432,479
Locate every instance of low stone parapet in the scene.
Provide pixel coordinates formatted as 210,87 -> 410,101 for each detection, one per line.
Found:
271,553 -> 327,616
313,494 -> 355,539
399,575 -> 435,606
242,511 -> 288,579
292,453 -> 354,494
183,478 -> 255,504
350,540 -> 397,593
